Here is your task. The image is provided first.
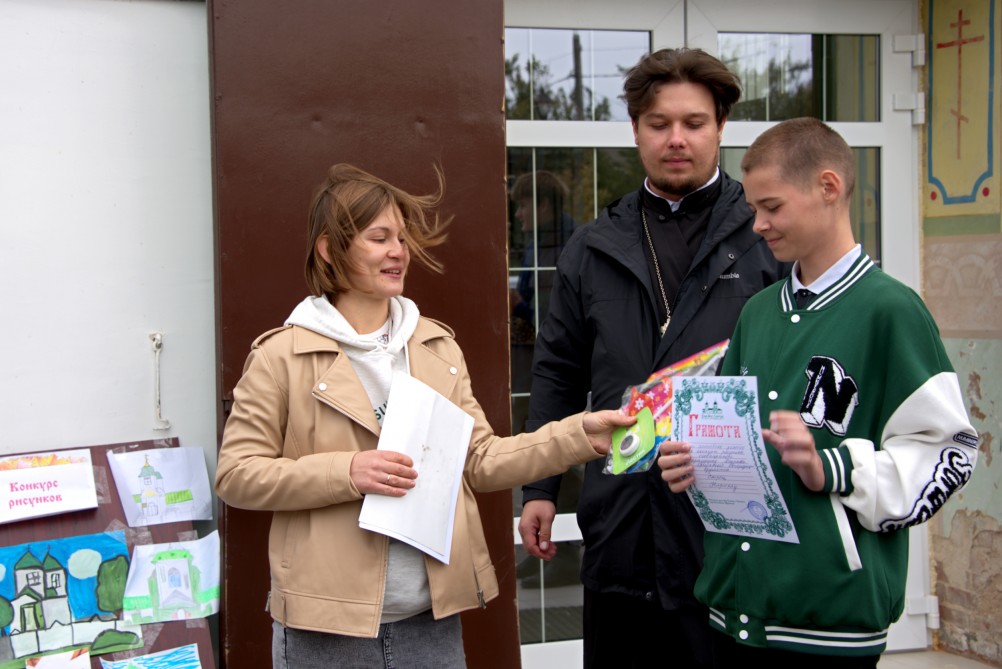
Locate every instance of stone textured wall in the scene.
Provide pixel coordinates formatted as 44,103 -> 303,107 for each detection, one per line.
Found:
922,0 -> 1002,665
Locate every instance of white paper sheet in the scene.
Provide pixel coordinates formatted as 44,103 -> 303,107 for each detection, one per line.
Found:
108,446 -> 213,527
358,373 -> 474,563
0,448 -> 97,524
29,648 -> 91,668
123,530 -> 220,623
672,376 -> 799,543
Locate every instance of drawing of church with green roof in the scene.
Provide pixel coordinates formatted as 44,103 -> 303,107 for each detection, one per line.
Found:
133,455 -> 194,522
122,546 -> 218,623
0,535 -> 143,661
9,551 -> 71,633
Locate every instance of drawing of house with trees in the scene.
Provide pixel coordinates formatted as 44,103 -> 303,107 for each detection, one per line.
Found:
0,531 -> 141,664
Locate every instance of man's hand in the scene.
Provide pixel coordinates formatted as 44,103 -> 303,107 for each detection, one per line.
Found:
658,441 -> 695,493
762,410 -> 826,492
518,499 -> 558,560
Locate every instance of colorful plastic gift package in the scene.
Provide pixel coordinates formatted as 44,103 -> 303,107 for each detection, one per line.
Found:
604,340 -> 730,475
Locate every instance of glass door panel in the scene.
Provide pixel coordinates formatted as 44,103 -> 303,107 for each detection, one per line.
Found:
721,33 -> 880,122
506,144 -> 645,644
505,1 -> 922,663
505,28 -> 651,121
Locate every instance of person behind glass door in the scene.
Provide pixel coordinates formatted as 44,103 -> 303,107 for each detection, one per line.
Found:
214,163 -> 634,669
509,170 -> 576,344
509,170 -> 584,589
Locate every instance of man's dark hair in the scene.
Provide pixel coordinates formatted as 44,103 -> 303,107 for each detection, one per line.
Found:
622,48 -> 742,124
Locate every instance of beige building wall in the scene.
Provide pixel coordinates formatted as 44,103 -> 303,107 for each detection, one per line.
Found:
922,0 -> 1002,665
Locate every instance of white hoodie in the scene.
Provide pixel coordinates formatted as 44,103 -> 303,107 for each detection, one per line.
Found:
285,294 -> 432,623
286,294 -> 420,424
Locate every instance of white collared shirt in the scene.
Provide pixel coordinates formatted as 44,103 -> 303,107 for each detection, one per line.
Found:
643,167 -> 721,212
792,244 -> 863,294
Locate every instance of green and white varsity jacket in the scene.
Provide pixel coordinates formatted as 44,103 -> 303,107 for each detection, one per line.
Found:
697,253 -> 979,657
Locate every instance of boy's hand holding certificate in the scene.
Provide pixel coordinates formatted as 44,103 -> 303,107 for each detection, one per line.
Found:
671,376 -> 799,543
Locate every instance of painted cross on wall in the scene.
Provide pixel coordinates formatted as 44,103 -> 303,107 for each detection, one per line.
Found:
927,0 -> 999,215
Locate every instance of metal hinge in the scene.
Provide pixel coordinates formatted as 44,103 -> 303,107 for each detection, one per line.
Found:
893,92 -> 926,126
892,34 -> 926,125
906,594 -> 940,629
894,33 -> 926,67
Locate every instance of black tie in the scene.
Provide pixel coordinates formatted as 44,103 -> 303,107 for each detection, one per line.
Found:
795,289 -> 815,309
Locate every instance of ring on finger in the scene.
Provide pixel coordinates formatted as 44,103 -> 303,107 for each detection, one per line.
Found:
386,474 -> 391,485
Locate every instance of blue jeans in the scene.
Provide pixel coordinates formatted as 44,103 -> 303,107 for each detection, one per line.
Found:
272,610 -> 466,669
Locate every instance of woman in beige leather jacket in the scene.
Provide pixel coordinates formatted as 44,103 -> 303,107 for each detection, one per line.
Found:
215,164 -> 633,669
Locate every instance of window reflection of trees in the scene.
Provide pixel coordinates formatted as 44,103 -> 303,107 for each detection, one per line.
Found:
504,28 -> 648,122
506,51 -> 613,122
720,34 -> 879,123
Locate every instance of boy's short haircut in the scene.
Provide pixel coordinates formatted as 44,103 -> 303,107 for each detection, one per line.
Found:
621,48 -> 742,124
740,117 -> 856,198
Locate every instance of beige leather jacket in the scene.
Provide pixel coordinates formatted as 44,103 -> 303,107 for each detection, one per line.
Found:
216,317 -> 598,637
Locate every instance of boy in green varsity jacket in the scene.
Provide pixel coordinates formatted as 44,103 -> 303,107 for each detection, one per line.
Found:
658,117 -> 979,668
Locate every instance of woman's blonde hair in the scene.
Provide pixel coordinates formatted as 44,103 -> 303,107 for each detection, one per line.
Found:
305,163 -> 450,298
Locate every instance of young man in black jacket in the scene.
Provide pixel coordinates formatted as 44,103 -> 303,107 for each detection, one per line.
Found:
518,48 -> 790,668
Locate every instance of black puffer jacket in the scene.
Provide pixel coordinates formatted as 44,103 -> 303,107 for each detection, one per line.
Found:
523,172 -> 789,608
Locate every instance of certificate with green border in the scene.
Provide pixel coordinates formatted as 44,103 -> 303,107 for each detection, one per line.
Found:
671,376 -> 799,543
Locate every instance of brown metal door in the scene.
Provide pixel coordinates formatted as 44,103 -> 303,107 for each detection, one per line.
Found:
210,1 -> 514,666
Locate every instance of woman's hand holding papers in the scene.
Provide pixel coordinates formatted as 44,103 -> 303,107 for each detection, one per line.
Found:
350,450 -> 418,497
